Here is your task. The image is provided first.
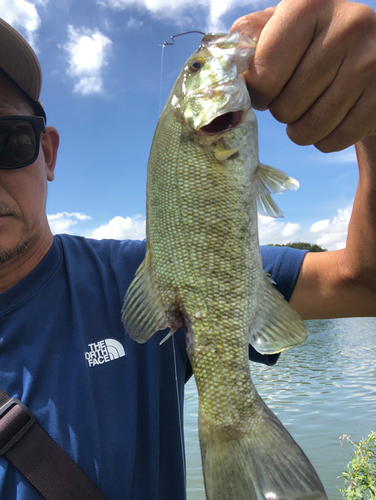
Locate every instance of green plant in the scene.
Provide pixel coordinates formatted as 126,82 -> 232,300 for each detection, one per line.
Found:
338,432 -> 376,499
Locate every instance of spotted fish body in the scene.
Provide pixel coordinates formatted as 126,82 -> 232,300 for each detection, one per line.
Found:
122,32 -> 328,500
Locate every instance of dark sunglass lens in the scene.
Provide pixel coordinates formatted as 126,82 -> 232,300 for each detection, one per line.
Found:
0,120 -> 36,167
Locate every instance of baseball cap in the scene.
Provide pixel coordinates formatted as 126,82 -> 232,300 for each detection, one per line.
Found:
0,17 -> 46,120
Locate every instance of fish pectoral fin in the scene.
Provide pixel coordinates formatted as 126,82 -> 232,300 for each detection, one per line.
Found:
121,251 -> 167,343
213,141 -> 246,161
256,163 -> 299,218
249,274 -> 308,354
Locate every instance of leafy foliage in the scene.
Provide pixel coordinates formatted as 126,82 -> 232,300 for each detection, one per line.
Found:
267,242 -> 328,252
338,432 -> 376,499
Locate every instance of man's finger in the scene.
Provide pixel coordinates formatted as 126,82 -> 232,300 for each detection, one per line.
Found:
268,35 -> 345,125
312,90 -> 376,152
234,0 -> 327,110
268,1 -> 376,124
286,87 -> 361,150
230,8 -> 275,42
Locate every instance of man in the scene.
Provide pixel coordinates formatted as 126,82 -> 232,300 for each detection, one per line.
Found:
0,0 -> 375,499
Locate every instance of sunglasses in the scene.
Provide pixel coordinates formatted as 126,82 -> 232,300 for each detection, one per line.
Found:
0,116 -> 46,170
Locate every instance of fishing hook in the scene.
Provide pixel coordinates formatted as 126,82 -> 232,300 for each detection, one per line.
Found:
163,30 -> 206,46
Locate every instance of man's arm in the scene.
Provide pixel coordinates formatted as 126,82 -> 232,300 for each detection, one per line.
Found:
291,138 -> 376,319
232,0 -> 376,319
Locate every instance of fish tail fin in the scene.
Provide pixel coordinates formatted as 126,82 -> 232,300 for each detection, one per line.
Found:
199,421 -> 258,500
199,400 -> 328,500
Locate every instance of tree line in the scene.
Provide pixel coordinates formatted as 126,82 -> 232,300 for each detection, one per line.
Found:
267,242 -> 327,252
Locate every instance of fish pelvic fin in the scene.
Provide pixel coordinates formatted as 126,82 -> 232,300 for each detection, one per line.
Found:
249,274 -> 308,354
199,401 -> 327,500
256,163 -> 299,218
121,251 -> 167,343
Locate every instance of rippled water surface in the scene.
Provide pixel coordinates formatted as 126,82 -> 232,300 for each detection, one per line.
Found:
184,317 -> 376,500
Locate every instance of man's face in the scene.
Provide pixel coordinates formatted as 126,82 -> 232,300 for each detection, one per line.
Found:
0,74 -> 56,264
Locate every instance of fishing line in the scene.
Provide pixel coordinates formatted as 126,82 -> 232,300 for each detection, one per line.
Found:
159,30 -> 205,115
158,29 -> 205,483
159,43 -> 165,115
163,30 -> 206,46
171,334 -> 186,489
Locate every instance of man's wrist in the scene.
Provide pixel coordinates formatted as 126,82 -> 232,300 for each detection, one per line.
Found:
356,136 -> 376,177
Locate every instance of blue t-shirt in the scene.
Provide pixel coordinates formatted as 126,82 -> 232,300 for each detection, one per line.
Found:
0,235 -> 306,499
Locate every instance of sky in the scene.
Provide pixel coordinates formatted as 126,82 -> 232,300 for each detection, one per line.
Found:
2,0 -> 376,250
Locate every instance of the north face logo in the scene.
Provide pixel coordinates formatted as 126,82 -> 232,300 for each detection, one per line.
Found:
84,339 -> 125,367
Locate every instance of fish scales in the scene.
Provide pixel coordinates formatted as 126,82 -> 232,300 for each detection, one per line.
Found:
149,105 -> 258,423
123,31 -> 328,500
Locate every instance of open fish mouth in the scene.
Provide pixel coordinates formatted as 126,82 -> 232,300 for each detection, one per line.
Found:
200,110 -> 244,135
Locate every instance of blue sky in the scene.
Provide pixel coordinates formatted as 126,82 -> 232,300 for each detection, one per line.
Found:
3,0 -> 376,250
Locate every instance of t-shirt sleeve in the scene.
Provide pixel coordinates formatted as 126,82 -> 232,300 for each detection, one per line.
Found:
106,238 -> 147,299
249,245 -> 308,366
260,245 -> 308,302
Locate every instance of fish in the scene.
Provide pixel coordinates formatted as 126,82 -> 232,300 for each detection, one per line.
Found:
122,31 -> 328,500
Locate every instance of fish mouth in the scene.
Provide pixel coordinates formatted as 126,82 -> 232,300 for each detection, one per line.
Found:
199,110 -> 243,135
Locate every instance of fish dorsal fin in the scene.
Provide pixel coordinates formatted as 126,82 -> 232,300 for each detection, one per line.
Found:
249,273 -> 308,354
122,251 -> 168,343
255,163 -> 299,218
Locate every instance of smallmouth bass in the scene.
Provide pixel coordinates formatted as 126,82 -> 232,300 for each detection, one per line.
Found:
122,32 -> 328,500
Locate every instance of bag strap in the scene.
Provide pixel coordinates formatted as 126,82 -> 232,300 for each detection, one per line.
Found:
0,388 -> 107,500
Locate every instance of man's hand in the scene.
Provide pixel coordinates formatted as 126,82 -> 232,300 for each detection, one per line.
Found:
231,0 -> 376,153
232,0 -> 376,319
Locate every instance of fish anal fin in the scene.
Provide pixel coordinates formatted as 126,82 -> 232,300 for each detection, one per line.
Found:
249,274 -> 308,354
121,252 -> 167,343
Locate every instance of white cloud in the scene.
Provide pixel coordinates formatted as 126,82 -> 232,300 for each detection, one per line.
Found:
206,0 -> 263,32
1,0 -> 42,48
321,147 -> 357,164
90,215 -> 146,240
258,215 -> 302,245
47,203 -> 352,251
126,16 -> 143,29
310,219 -> 329,233
48,212 -> 91,234
99,0 -> 264,31
309,205 -> 352,250
258,203 -> 353,251
61,25 -> 112,95
73,76 -> 103,95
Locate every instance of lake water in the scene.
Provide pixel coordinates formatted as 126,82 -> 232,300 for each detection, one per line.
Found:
183,317 -> 376,500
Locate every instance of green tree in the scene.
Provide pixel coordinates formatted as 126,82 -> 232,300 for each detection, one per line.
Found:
267,242 -> 328,252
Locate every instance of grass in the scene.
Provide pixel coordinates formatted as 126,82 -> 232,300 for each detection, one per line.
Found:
338,432 -> 376,499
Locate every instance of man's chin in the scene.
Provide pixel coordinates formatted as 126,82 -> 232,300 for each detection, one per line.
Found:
0,240 -> 30,264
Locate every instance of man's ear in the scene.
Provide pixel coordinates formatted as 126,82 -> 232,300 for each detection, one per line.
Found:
41,126 -> 59,181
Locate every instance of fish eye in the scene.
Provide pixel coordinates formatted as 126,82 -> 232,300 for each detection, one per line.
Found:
188,60 -> 204,72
